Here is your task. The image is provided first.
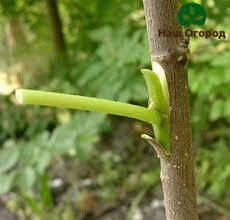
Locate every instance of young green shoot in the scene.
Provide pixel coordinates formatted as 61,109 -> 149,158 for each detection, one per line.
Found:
15,89 -> 162,125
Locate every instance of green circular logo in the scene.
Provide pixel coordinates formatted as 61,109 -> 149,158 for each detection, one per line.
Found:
178,3 -> 206,26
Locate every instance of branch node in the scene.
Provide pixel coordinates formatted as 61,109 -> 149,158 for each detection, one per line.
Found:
152,50 -> 178,63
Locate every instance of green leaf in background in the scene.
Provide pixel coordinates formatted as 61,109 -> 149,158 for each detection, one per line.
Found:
0,172 -> 15,195
197,139 -> 230,199
74,112 -> 106,160
210,100 -> 224,121
77,26 -> 149,102
35,152 -> 51,174
0,144 -> 19,173
19,132 -> 50,168
49,112 -> 105,160
50,124 -> 77,154
16,167 -> 36,195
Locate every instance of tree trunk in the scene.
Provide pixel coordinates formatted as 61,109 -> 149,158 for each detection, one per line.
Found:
45,0 -> 67,55
5,18 -> 26,49
142,0 -> 198,219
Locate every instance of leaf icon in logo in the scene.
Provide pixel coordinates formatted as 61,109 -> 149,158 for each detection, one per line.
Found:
189,7 -> 196,16
182,14 -> 190,21
178,3 -> 206,26
194,15 -> 205,21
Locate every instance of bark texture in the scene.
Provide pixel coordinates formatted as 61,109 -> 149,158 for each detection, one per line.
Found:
45,0 -> 67,55
142,0 -> 198,219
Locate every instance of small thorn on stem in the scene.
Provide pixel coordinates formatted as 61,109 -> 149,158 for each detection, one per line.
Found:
141,134 -> 169,161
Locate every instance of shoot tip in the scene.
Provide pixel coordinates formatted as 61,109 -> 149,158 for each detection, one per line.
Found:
15,89 -> 24,104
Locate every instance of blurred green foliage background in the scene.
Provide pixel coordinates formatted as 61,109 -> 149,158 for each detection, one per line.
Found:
0,0 -> 229,219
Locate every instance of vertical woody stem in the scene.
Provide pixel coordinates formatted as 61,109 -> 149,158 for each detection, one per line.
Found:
142,0 -> 198,219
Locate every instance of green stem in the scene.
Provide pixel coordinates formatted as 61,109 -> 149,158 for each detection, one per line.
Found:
15,89 -> 162,125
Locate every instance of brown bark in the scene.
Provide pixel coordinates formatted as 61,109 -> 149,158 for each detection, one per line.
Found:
142,0 -> 198,219
5,18 -> 25,49
45,0 -> 67,55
